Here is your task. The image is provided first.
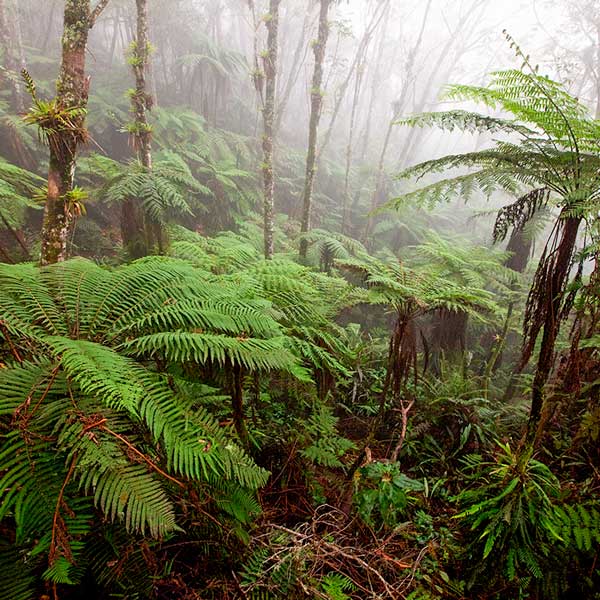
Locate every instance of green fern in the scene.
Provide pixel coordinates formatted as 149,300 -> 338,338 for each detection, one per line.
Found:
0,257 -> 277,589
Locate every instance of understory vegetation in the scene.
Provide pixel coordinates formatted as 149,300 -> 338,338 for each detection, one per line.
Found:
0,1 -> 599,599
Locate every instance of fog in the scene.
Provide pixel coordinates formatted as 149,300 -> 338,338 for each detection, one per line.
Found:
3,0 -> 599,245
2,4 -> 600,595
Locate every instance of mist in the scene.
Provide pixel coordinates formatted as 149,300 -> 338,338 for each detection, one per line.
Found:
1,1 -> 600,598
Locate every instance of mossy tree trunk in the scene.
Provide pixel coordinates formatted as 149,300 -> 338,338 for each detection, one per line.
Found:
40,0 -> 110,266
261,0 -> 281,260
299,0 -> 331,260
122,0 -> 153,259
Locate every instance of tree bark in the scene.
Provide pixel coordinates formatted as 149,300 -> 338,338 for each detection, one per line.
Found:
299,0 -> 331,260
261,0 -> 281,260
122,0 -> 152,259
523,215 -> 581,450
41,0 -> 110,265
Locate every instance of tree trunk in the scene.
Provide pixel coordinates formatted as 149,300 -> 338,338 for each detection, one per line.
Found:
0,0 -> 25,113
122,0 -> 152,259
299,0 -> 331,260
41,0 -> 105,265
261,0 -> 281,260
363,0 -> 431,242
274,0 -> 314,134
358,1 -> 395,163
231,365 -> 249,449
431,309 -> 469,375
396,0 -> 485,170
318,3 -> 386,160
522,215 -> 581,450
341,49 -> 367,235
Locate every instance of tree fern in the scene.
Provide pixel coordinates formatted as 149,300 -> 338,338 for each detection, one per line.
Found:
0,258 -> 278,590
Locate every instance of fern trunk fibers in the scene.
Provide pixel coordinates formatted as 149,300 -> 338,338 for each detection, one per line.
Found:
505,225 -> 533,273
378,313 -> 417,420
122,0 -> 152,259
431,309 -> 468,375
299,0 -> 331,260
522,214 -> 581,450
261,0 -> 280,260
41,0 -> 94,266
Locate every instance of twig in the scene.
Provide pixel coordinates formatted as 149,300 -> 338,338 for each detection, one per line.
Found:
390,398 -> 414,462
89,0 -> 111,28
101,425 -> 185,488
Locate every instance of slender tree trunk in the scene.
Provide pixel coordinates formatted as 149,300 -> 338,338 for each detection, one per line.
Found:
318,3 -> 386,160
299,0 -> 331,260
363,114 -> 396,243
231,365 -> 249,448
41,0 -> 59,53
40,0 -> 110,266
261,0 -> 281,260
341,51 -> 367,235
358,2 -> 391,163
0,0 -> 25,113
108,8 -> 119,67
274,1 -> 314,134
122,0 -> 152,259
396,1 -> 485,169
363,0 -> 431,242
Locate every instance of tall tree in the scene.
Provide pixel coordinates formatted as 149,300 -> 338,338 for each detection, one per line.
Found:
35,0 -> 110,265
364,0 -> 432,241
299,0 -> 331,260
341,1 -> 389,235
122,0 -> 153,259
274,0 -> 314,134
390,52 -> 600,454
261,0 -> 281,259
318,2 -> 385,159
0,0 -> 25,113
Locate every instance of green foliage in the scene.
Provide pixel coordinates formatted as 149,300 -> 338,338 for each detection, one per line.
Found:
354,462 -> 423,529
300,404 -> 355,468
337,238 -> 502,321
391,66 -> 600,215
0,156 -> 42,227
0,258 -> 277,588
454,444 -> 566,590
84,151 -> 207,225
320,572 -> 356,600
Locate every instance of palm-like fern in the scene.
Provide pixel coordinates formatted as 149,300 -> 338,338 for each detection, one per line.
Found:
390,41 -> 600,447
0,155 -> 42,228
0,257 -> 298,589
85,151 -> 208,225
